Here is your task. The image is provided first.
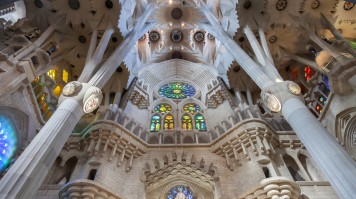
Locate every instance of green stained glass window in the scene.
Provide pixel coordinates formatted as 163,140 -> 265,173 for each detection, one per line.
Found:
164,114 -> 174,130
183,103 -> 201,114
195,114 -> 206,131
150,115 -> 161,132
182,115 -> 193,130
159,82 -> 195,99
154,104 -> 172,114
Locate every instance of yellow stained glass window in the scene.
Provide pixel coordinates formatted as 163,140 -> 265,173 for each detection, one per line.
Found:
182,115 -> 192,130
164,114 -> 174,130
47,69 -> 56,80
62,69 -> 69,83
53,85 -> 62,97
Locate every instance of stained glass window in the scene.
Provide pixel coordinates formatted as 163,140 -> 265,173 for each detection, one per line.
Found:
150,115 -> 161,132
182,115 -> 193,130
164,114 -> 174,130
62,69 -> 69,83
195,114 -> 206,131
321,74 -> 330,91
47,69 -> 56,80
159,82 -> 195,99
167,185 -> 194,199
315,104 -> 323,114
154,104 -> 172,114
183,103 -> 201,114
0,116 -> 17,173
304,66 -> 314,81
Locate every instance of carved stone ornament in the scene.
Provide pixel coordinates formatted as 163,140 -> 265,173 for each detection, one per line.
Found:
171,30 -> 183,43
149,31 -> 160,42
287,82 -> 301,95
207,33 -> 215,40
311,0 -> 320,9
194,31 -> 205,42
269,35 -> 277,43
344,2 -> 354,10
62,81 -> 81,96
261,91 -> 281,112
276,0 -> 287,11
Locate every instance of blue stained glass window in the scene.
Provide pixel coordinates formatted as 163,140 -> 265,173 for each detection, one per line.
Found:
321,74 -> 330,91
167,185 -> 194,199
150,115 -> 161,132
159,82 -> 195,99
0,116 -> 17,173
195,114 -> 206,131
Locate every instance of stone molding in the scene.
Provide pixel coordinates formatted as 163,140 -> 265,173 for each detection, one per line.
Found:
238,177 -> 301,199
59,179 -> 122,199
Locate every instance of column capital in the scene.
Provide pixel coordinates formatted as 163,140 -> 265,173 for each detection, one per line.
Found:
260,81 -> 303,113
59,81 -> 103,114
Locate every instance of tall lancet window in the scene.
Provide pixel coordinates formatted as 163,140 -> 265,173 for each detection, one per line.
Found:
0,116 -> 17,173
195,114 -> 206,131
150,115 -> 161,132
182,115 -> 193,130
164,114 -> 174,130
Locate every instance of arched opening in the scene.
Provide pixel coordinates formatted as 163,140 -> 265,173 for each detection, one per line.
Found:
298,154 -> 322,181
56,156 -> 78,184
283,154 -> 305,181
88,169 -> 97,180
167,185 -> 194,199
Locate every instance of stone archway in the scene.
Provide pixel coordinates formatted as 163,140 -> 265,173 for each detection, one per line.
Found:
145,163 -> 215,199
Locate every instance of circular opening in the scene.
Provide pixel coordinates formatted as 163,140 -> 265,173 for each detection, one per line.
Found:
116,66 -> 123,73
172,51 -> 183,59
171,8 -> 183,19
105,0 -> 114,9
159,82 -> 195,99
112,37 -> 117,42
34,0 -> 43,8
149,31 -> 160,42
207,33 -> 215,40
171,30 -> 183,43
78,36 -> 86,43
194,31 -> 204,42
238,37 -> 245,42
68,0 -> 80,10
243,0 -> 252,9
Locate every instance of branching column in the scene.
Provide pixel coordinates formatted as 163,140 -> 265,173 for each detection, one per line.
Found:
198,2 -> 356,199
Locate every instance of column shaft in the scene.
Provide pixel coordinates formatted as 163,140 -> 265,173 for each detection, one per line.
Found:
282,98 -> 356,199
0,99 -> 83,199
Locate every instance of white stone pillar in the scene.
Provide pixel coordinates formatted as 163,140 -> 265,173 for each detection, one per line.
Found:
282,98 -> 356,199
0,98 -> 83,199
88,4 -> 156,88
199,9 -> 273,89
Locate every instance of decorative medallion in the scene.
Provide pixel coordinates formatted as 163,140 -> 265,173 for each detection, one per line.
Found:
207,33 -> 215,40
311,0 -> 320,9
149,31 -> 160,42
269,36 -> 277,43
276,0 -> 287,11
171,8 -> 183,19
83,93 -> 102,113
159,82 -> 195,99
105,0 -> 113,9
287,82 -> 301,95
344,2 -> 354,10
194,31 -> 205,42
62,81 -> 81,96
261,91 -> 281,112
171,30 -> 183,43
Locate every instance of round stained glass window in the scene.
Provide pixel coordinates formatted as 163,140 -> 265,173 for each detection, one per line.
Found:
159,82 -> 195,99
0,116 -> 17,172
167,185 -> 194,199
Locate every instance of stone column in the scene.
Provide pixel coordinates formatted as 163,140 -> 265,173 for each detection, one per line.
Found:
0,98 -> 83,199
198,2 -> 356,198
282,98 -> 356,199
